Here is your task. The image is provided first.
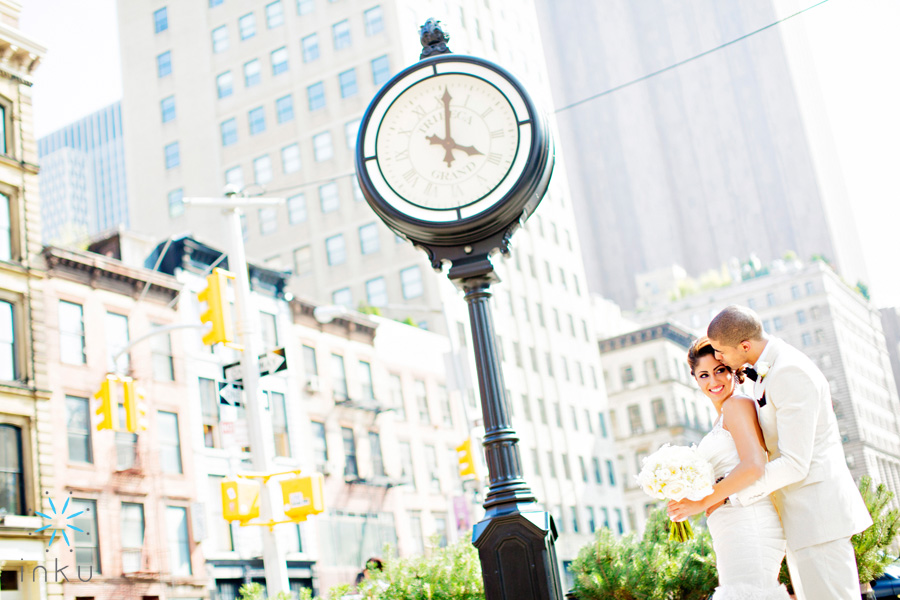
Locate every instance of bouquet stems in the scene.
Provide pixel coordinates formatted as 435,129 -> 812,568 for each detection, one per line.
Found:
668,519 -> 693,542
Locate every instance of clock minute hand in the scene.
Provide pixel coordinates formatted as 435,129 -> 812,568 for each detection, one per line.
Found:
448,141 -> 483,158
441,87 -> 452,146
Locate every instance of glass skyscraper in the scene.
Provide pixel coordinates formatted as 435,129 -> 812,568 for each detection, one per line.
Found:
38,101 -> 128,244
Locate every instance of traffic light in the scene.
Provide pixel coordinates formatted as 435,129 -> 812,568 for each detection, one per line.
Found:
198,268 -> 242,349
280,473 -> 325,522
456,438 -> 478,479
221,479 -> 260,524
122,378 -> 148,433
94,374 -> 120,431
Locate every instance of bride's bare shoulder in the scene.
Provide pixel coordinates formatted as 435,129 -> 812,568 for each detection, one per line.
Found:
723,395 -> 758,413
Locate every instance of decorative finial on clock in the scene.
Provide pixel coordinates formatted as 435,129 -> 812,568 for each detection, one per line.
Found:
419,18 -> 451,59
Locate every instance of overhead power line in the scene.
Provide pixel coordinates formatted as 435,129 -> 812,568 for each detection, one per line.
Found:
553,0 -> 833,115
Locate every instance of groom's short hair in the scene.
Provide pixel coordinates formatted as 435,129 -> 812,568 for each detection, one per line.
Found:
708,305 -> 764,346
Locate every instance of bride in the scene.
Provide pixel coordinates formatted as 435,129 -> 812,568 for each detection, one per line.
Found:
668,337 -> 789,599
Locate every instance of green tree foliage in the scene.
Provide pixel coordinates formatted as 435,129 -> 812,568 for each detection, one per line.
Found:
570,509 -> 718,600
853,476 -> 900,583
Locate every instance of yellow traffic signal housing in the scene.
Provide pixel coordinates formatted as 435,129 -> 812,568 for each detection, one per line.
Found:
198,268 -> 242,349
221,479 -> 260,524
94,375 -> 120,431
280,473 -> 325,521
122,378 -> 148,433
456,438 -> 478,479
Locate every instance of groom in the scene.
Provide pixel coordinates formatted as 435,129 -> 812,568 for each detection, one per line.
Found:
706,305 -> 871,599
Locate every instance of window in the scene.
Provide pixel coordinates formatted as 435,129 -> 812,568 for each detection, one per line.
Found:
359,222 -> 379,254
280,143 -> 301,174
0,194 -> 10,260
166,506 -> 192,575
364,6 -> 384,35
293,245 -> 312,275
366,277 -> 387,307
598,413 -> 608,437
165,188 -> 183,219
313,131 -> 333,161
248,107 -> 266,136
791,285 -> 801,299
156,50 -> 173,78
651,398 -> 667,428
773,316 -> 784,331
307,82 -> 325,111
547,452 -> 557,478
253,155 -> 272,185
319,182 -> 339,213
371,55 -> 390,86
287,193 -> 306,224
645,358 -> 658,381
311,421 -> 328,470
554,402 -> 562,427
220,118 -> 238,146
797,309 -> 807,324
410,379 -> 429,423
369,431 -> 385,476
332,19 -> 351,49
400,266 -> 423,299
164,142 -> 180,169
606,459 -> 616,486
105,311 -> 129,372
802,332 -> 812,346
425,445 -> 441,492
239,12 -> 256,39
359,360 -> 375,400
266,1 -> 284,27
570,507 -> 579,533
259,207 -> 277,235
158,411 -> 183,474
302,346 -> 318,379
621,365 -> 634,385
339,69 -> 358,97
225,165 -> 243,189
345,119 -> 360,150
276,94 -> 294,123
522,395 -> 532,421
332,288 -> 351,308
301,34 -> 319,62
121,503 -> 145,573
592,457 -> 602,484
271,47 -> 289,75
244,59 -> 261,87
627,405 -> 642,434
199,377 -> 220,448
388,374 -> 405,418
71,499 -> 100,572
66,396 -> 93,463
545,353 -> 554,377
805,281 -> 815,295
331,353 -> 348,398
160,96 -> 176,123
211,25 -> 228,53
216,71 -> 233,98
767,292 -> 776,306
537,398 -> 547,424
154,7 -> 168,33
151,324 -> 175,381
342,427 -> 358,477
59,301 -> 86,365
562,453 -> 571,479
271,391 -> 290,457
399,441 -> 415,487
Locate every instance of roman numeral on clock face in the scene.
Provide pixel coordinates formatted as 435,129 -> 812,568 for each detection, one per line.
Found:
489,130 -> 504,139
403,168 -> 417,183
486,152 -> 502,165
395,149 -> 410,162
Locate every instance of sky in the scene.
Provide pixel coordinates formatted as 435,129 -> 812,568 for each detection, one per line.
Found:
18,0 -> 900,308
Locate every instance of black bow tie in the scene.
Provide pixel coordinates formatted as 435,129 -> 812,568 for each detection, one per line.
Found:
757,393 -> 766,408
744,367 -> 758,382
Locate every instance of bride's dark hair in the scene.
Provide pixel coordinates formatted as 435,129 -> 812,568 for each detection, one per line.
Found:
687,337 -> 745,384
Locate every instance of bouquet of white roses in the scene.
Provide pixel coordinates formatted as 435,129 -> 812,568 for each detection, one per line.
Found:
636,444 -> 716,541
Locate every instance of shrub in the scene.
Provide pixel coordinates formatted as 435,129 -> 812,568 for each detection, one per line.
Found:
570,509 -> 717,600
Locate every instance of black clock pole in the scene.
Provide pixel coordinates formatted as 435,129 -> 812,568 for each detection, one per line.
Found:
451,262 -> 564,600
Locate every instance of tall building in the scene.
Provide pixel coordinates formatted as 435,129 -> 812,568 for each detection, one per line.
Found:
116,0 -> 628,579
632,259 -> 900,504
0,5 -> 53,600
535,0 -> 868,308
37,102 -> 129,244
598,322 -> 709,535
880,306 -> 900,399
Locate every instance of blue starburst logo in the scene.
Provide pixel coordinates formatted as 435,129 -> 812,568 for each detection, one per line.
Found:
35,496 -> 85,547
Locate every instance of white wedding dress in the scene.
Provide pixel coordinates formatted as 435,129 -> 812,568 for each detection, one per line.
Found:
696,413 -> 790,599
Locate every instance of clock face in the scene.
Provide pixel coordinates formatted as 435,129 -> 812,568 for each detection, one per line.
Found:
376,73 -> 519,212
359,58 -> 538,226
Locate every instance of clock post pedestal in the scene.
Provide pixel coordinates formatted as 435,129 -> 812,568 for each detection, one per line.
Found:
452,258 -> 564,600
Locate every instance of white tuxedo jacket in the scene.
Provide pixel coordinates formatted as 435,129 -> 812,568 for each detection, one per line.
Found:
732,338 -> 871,550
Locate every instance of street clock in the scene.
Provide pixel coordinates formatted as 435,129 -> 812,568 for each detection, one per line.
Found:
355,47 -> 554,269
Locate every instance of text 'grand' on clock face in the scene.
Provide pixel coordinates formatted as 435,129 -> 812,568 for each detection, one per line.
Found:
375,72 -> 520,212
